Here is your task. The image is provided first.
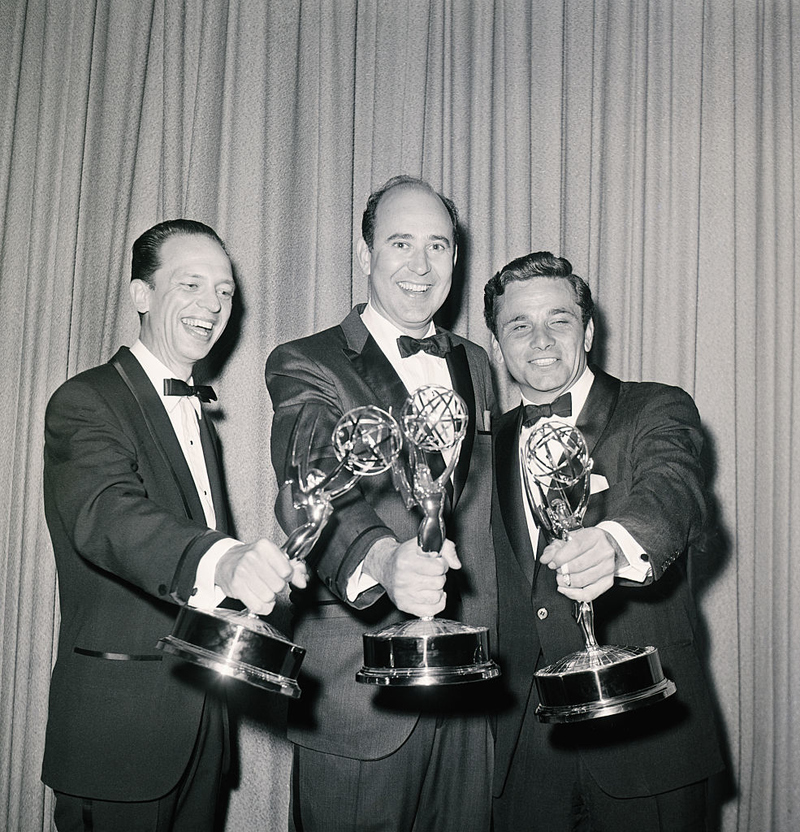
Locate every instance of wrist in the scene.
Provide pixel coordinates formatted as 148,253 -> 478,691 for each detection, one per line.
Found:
362,536 -> 398,585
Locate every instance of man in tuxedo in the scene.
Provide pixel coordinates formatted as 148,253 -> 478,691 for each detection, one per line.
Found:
266,176 -> 498,831
42,219 -> 306,832
485,251 -> 724,831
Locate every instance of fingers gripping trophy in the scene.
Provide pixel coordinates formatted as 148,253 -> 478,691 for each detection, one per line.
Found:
157,405 -> 403,698
522,420 -> 676,722
357,384 -> 500,686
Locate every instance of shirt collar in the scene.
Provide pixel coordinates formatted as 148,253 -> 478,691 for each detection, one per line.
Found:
361,301 -> 437,361
129,340 -> 199,416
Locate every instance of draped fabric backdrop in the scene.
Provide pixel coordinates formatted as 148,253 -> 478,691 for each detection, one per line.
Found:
1,1 -> 797,830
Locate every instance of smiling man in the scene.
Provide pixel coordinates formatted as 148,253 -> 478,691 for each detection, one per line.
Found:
485,251 -> 724,831
266,176 -> 498,832
42,220 -> 305,831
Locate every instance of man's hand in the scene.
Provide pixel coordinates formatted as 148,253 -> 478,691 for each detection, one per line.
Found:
363,537 -> 461,618
539,527 -> 621,602
215,539 -> 308,615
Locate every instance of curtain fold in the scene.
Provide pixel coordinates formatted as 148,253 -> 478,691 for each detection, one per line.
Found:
2,1 -> 798,830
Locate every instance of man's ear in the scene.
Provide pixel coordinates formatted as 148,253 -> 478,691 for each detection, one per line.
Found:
491,333 -> 505,367
356,238 -> 372,276
129,279 -> 152,315
584,318 -> 595,353
453,243 -> 458,269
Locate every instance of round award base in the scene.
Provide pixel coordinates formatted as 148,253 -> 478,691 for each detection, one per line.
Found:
356,617 -> 501,687
533,644 -> 676,723
156,606 -> 306,699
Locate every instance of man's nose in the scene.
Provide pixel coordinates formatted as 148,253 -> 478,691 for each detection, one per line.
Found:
530,324 -> 554,347
198,286 -> 222,312
408,247 -> 431,275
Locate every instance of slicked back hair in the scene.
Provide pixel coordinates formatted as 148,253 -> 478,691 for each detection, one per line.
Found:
131,219 -> 228,287
483,250 -> 594,337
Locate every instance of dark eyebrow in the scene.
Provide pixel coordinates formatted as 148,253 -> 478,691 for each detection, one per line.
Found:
175,272 -> 235,288
384,232 -> 452,247
500,314 -> 529,330
428,234 -> 452,247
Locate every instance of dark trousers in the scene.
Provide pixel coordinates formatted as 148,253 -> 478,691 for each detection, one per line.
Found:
292,713 -> 493,832
493,710 -> 709,832
53,697 -> 225,832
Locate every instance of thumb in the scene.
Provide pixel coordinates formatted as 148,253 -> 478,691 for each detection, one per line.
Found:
439,539 -> 461,570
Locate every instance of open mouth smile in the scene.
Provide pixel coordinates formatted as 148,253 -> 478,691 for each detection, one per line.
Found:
182,317 -> 214,337
397,281 -> 431,294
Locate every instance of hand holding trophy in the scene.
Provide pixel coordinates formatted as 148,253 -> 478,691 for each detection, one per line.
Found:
357,384 -> 500,686
522,419 -> 676,722
157,405 -> 403,698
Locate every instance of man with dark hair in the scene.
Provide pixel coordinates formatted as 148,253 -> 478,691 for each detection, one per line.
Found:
266,177 -> 498,831
42,219 -> 306,831
486,251 -> 724,830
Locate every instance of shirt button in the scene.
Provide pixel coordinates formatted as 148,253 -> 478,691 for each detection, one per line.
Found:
537,607 -> 548,620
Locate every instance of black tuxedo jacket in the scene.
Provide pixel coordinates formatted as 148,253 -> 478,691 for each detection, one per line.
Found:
42,346 -> 231,801
492,367 -> 724,798
266,306 -> 498,760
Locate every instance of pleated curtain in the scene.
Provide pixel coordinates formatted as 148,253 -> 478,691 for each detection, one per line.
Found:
1,2 -> 798,830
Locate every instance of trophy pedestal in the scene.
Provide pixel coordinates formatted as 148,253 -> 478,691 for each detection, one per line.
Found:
157,606 -> 306,698
356,618 -> 500,686
534,644 -> 676,723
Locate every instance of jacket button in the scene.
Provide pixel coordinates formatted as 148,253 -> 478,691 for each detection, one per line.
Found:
537,607 -> 548,620
158,584 -> 167,596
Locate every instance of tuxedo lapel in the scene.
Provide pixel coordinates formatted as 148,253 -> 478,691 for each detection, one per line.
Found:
340,307 -> 409,416
111,348 -> 207,524
496,407 -> 536,585
198,413 -> 230,534
445,342 -> 475,506
576,367 -> 621,456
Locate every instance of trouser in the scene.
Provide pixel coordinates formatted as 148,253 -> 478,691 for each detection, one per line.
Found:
53,697 -> 225,832
292,713 -> 493,832
493,713 -> 709,832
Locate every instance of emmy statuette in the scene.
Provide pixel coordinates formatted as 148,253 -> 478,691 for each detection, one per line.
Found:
522,420 -> 676,722
157,406 -> 403,698
357,385 -> 500,687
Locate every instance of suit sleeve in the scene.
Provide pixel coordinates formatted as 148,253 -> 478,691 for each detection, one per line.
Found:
44,378 -> 227,603
604,385 -> 707,582
265,341 -> 396,607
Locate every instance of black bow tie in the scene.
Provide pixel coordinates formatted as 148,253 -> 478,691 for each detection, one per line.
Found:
163,378 -> 217,403
522,393 -> 572,427
397,332 -> 452,359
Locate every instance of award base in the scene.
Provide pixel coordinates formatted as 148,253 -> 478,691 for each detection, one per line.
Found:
156,606 -> 306,699
356,618 -> 500,686
533,644 -> 676,723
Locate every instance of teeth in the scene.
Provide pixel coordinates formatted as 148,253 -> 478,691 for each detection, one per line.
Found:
183,318 -> 212,330
397,282 -> 429,293
530,358 -> 557,366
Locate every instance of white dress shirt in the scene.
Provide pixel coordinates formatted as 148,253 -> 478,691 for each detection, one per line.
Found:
518,367 -> 651,582
130,340 -> 237,608
361,302 -> 453,397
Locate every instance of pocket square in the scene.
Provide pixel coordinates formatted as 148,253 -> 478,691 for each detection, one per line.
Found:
590,473 -> 609,494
